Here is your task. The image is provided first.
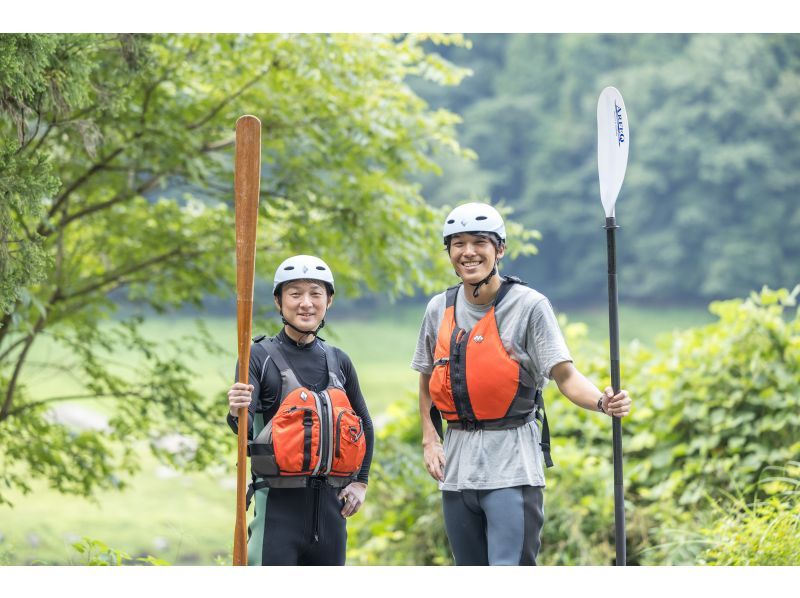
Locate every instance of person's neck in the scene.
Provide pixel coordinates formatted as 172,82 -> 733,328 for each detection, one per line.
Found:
463,274 -> 502,305
282,325 -> 316,346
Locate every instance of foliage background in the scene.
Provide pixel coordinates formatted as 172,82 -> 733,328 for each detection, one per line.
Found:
1,33 -> 799,565
416,34 -> 800,305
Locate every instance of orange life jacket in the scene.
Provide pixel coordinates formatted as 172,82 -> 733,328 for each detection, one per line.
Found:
249,338 -> 367,488
429,277 -> 552,466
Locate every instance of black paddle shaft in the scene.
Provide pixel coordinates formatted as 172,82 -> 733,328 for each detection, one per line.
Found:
605,216 -> 626,566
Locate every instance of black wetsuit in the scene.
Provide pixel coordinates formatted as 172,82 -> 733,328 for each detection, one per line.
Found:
226,329 -> 374,565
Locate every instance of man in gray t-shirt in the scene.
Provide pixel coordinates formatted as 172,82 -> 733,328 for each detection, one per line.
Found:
413,202 -> 632,566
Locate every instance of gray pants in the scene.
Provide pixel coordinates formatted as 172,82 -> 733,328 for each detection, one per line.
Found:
442,486 -> 544,565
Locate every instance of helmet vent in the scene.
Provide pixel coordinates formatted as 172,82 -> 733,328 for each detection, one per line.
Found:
284,266 -> 295,270
476,216 -> 487,221
447,219 -> 455,224
316,266 -> 326,270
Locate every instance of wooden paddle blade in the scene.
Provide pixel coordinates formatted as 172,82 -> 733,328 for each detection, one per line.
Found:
233,114 -> 261,567
597,87 -> 629,218
235,114 -> 261,380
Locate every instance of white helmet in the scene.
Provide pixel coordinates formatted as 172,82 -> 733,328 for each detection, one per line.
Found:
273,255 -> 335,295
442,202 -> 506,245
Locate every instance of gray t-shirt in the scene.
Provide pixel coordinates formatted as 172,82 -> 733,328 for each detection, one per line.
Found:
411,282 -> 572,491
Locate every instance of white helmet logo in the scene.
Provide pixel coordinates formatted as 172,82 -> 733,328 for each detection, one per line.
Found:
473,335 -> 484,343
300,391 -> 308,401
302,265 -> 309,274
460,219 -> 468,226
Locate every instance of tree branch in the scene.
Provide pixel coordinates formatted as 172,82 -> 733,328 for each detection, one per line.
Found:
8,201 -> 35,243
56,170 -> 164,231
0,298 -> 54,420
22,103 -> 103,158
0,311 -> 14,349
43,145 -> 128,225
0,335 -> 29,364
140,73 -> 171,127
15,98 -> 43,154
187,64 -> 273,131
28,122 -> 55,156
201,137 -> 235,152
60,247 -> 203,304
5,390 -> 149,419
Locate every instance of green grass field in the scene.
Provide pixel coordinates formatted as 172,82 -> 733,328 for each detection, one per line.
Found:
0,304 -> 714,564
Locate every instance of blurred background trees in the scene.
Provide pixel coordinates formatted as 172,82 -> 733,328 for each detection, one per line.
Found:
415,33 -> 800,305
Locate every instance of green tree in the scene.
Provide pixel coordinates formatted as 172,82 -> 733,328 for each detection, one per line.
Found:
619,34 -> 800,300
0,33 -> 541,504
418,34 -> 800,304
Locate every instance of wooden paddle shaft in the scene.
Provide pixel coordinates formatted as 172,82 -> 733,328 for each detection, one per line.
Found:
233,115 -> 261,566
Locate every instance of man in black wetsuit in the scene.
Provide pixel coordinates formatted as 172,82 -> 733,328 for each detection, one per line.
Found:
226,254 -> 374,566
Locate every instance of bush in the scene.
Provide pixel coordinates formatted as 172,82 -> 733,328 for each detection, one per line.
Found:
628,287 -> 800,503
620,286 -> 800,563
695,464 -> 800,565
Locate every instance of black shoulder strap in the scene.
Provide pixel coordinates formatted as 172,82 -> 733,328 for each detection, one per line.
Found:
494,275 -> 527,307
534,390 -> 553,468
319,340 -> 347,389
253,336 -> 286,407
258,336 -> 291,373
444,283 -> 461,308
430,406 -> 444,441
503,274 -> 527,286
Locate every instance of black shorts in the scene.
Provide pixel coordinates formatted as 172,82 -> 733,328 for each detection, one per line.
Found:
248,483 -> 347,566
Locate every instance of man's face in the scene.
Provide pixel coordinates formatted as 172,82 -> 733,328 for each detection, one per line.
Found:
275,280 -> 332,330
447,233 -> 505,284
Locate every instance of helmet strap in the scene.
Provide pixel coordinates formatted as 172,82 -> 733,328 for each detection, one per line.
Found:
467,265 -> 498,298
281,313 -> 326,346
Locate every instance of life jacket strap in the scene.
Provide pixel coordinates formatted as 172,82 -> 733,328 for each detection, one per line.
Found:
534,391 -> 554,468
494,275 -> 526,306
310,476 -> 324,544
430,406 -> 444,441
443,389 -> 554,469
446,411 -> 536,431
444,275 -> 526,312
245,477 -> 272,511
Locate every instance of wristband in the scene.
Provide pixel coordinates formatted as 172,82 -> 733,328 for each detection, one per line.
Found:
597,396 -> 606,414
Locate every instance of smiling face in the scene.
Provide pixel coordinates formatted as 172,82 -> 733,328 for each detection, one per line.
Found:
447,232 -> 505,285
274,279 -> 333,333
